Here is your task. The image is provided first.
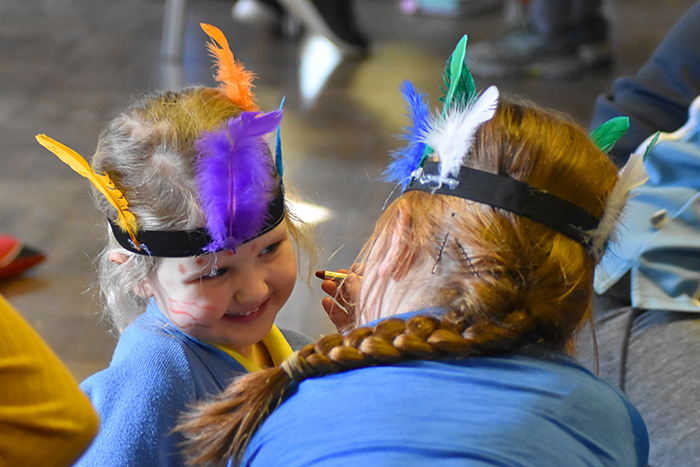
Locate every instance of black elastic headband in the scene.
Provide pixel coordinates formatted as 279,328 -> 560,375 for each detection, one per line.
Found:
110,188 -> 286,257
404,160 -> 599,247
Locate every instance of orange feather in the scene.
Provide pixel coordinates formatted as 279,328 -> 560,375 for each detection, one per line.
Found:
201,23 -> 258,111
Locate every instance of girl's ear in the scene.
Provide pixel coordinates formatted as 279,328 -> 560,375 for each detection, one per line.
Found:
108,251 -> 153,298
108,251 -> 129,265
378,199 -> 413,279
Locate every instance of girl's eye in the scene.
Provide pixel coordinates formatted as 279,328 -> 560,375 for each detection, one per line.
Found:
202,267 -> 228,280
260,240 -> 282,256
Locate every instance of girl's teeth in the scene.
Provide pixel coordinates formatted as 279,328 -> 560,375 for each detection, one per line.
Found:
231,308 -> 257,317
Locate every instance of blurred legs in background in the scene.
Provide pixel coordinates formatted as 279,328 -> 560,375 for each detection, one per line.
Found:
465,0 -> 612,79
232,0 -> 369,55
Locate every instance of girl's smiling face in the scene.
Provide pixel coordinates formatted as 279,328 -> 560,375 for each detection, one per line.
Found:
143,220 -> 297,353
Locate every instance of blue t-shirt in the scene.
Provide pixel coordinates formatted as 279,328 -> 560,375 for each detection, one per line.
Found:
241,316 -> 648,467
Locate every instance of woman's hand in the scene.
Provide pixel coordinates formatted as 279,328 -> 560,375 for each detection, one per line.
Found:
317,267 -> 362,334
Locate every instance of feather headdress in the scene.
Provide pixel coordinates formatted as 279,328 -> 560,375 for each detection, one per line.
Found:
385,35 -> 652,257
197,24 -> 286,252
195,110 -> 283,252
35,134 -> 140,248
201,23 -> 258,111
384,35 -> 498,189
34,25 -> 284,258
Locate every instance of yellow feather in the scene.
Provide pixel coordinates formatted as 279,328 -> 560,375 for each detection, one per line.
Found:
200,23 -> 258,111
35,134 -> 140,248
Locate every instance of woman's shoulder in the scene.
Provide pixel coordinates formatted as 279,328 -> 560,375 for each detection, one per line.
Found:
247,354 -> 644,467
271,351 -> 639,441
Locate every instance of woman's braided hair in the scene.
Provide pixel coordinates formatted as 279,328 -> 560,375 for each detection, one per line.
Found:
177,313 -> 531,466
176,97 -> 619,466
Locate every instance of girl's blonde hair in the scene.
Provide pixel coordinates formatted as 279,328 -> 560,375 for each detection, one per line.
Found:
176,97 -> 619,466
92,87 -> 314,333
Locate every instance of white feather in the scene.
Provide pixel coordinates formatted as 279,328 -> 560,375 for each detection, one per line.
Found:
589,149 -> 650,260
425,85 -> 499,184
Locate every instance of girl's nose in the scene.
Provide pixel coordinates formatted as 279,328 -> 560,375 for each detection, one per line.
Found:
232,271 -> 269,305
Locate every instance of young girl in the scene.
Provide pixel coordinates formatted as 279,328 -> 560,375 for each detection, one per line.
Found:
177,37 -> 650,466
35,24 -> 314,467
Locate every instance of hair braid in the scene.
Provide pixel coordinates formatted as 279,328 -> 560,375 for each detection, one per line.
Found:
177,312 -> 546,466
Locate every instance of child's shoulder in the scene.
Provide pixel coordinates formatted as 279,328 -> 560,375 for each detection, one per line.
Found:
82,309 -> 250,402
113,312 -> 196,368
81,324 -> 197,404
278,327 -> 314,350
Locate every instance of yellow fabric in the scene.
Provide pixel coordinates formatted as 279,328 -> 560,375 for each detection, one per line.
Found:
213,324 -> 293,372
0,293 -> 99,467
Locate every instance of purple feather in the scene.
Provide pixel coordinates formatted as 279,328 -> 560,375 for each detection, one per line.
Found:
384,81 -> 431,189
195,110 -> 283,251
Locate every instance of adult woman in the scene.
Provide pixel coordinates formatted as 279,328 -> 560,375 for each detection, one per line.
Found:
177,37 -> 649,467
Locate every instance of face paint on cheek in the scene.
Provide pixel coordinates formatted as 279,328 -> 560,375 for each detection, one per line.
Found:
168,298 -> 218,323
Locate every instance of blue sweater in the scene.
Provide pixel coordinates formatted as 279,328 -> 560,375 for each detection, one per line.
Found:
241,313 -> 649,467
76,300 -> 310,467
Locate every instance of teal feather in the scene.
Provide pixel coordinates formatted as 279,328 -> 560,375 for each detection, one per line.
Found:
440,35 -> 475,115
589,116 -> 629,153
420,35 -> 475,168
642,132 -> 660,161
275,97 -> 285,177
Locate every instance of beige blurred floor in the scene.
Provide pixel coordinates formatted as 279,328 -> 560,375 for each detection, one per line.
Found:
0,0 -> 696,382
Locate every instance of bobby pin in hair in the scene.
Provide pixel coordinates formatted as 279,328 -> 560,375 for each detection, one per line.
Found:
432,233 -> 450,274
456,240 -> 479,277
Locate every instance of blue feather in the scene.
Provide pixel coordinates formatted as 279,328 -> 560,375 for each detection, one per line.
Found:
275,97 -> 285,177
384,81 -> 432,189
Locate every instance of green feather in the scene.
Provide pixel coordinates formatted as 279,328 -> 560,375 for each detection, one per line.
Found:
642,132 -> 660,161
590,116 -> 630,153
420,35 -> 473,168
418,143 -> 432,168
440,35 -> 475,116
